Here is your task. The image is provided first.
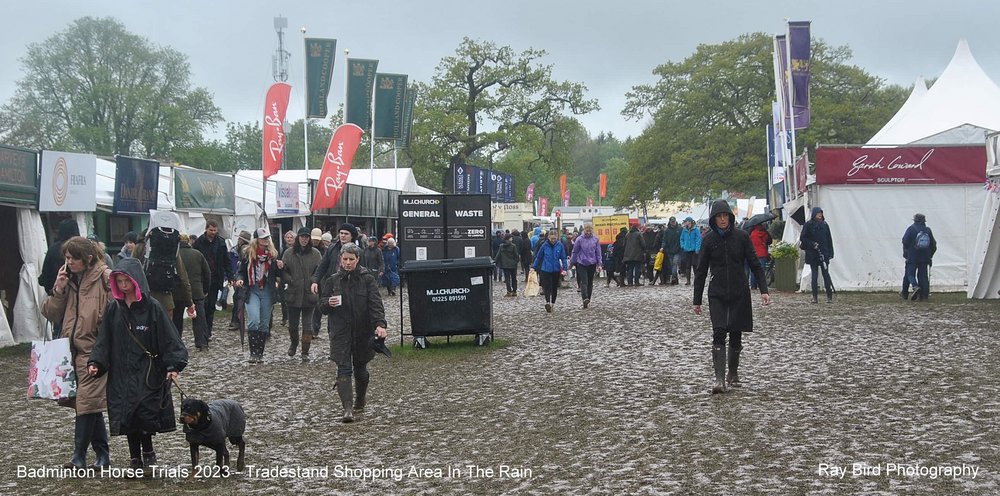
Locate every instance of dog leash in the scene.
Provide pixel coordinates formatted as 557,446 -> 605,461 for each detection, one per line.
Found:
171,376 -> 187,403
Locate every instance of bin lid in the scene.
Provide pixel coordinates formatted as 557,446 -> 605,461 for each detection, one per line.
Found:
401,257 -> 495,272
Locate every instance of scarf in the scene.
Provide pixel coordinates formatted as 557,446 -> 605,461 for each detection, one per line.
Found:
248,247 -> 272,288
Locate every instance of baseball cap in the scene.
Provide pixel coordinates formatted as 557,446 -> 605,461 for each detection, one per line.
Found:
310,228 -> 323,241
255,228 -> 271,239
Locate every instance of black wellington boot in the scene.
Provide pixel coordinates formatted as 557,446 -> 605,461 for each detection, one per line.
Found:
64,414 -> 93,468
336,375 -> 354,423
288,328 -> 299,357
712,346 -> 728,394
727,345 -> 742,388
91,413 -> 111,468
354,373 -> 370,416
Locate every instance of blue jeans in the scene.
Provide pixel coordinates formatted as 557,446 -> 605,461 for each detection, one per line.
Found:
905,262 -> 929,298
626,261 -> 642,284
245,286 -> 273,334
749,256 -> 768,288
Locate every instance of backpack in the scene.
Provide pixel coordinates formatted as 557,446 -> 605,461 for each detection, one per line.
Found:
145,227 -> 180,293
914,230 -> 931,251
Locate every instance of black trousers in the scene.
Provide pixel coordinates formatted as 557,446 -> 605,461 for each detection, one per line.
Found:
204,282 -> 222,332
577,264 -> 597,300
539,270 -> 561,304
809,262 -> 832,297
502,268 -> 517,293
713,328 -> 742,350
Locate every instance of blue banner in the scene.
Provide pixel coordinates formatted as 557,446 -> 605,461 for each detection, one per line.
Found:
113,156 -> 159,215
788,21 -> 811,129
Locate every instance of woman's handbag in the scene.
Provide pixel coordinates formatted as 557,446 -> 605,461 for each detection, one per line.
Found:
524,270 -> 540,297
27,338 -> 77,400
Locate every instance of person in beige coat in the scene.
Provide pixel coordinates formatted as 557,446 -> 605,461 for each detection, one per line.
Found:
41,236 -> 113,469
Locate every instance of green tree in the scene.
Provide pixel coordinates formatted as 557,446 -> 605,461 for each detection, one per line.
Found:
406,38 -> 599,191
0,16 -> 221,157
621,33 -> 907,203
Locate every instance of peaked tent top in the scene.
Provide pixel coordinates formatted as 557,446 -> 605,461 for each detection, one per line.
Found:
867,39 -> 1000,145
866,76 -> 928,145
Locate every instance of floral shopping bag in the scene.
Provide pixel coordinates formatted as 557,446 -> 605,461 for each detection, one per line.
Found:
27,338 -> 77,400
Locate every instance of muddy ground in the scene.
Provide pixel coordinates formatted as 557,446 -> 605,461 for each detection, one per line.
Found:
1,277 -> 998,495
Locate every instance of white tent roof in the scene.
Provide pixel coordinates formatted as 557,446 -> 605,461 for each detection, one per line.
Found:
866,77 -> 928,145
240,167 -> 438,195
868,40 -> 1000,145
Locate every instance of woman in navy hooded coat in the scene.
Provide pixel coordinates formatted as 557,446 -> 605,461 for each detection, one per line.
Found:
89,258 -> 188,470
799,207 -> 835,303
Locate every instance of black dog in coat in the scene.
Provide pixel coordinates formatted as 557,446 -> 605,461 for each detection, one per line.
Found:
180,398 -> 247,471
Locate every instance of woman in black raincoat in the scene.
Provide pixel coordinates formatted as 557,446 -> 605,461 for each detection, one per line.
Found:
320,243 -> 387,423
88,258 -> 188,470
693,200 -> 770,394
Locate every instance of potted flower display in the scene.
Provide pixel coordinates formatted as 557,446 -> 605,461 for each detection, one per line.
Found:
770,241 -> 799,291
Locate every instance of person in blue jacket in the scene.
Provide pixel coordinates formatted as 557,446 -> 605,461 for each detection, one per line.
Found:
678,217 -> 702,285
532,228 -> 568,313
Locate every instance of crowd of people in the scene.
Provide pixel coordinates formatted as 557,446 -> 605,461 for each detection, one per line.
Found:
35,205 -> 939,468
37,219 -> 401,469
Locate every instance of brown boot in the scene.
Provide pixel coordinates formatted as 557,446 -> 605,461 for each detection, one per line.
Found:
301,334 -> 312,362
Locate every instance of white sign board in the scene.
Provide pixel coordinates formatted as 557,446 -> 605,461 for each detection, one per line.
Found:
275,181 -> 299,214
39,150 -> 97,212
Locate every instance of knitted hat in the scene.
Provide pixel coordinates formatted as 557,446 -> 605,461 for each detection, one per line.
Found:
321,232 -> 333,242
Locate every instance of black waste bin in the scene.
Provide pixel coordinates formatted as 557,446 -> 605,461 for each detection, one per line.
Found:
401,257 -> 494,346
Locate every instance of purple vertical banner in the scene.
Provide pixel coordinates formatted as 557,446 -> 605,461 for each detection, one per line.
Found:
775,35 -> 792,131
788,21 -> 811,129
526,183 -> 535,202
767,123 -> 775,169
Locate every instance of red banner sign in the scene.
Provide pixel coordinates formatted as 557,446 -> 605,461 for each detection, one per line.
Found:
312,124 -> 364,211
815,146 -> 986,185
539,197 -> 549,217
795,154 -> 807,194
262,83 -> 292,180
559,174 -> 566,200
599,173 -> 607,198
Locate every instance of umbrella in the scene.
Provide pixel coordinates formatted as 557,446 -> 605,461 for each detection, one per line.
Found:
742,213 -> 776,231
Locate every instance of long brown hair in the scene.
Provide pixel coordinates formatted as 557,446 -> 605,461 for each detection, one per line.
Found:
62,236 -> 102,267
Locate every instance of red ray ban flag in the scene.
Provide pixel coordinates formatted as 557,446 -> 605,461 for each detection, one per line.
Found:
599,173 -> 607,199
312,124 -> 364,211
262,83 -> 292,180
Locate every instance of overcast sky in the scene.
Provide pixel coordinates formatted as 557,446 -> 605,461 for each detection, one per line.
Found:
3,0 -> 998,141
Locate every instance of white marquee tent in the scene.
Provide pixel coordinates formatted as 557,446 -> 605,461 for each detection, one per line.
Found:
802,40 -> 998,292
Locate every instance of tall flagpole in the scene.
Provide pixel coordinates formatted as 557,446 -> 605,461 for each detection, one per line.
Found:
301,27 -> 309,189
370,75 -> 376,187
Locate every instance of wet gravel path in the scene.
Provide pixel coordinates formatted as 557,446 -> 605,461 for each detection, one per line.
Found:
2,278 -> 998,494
